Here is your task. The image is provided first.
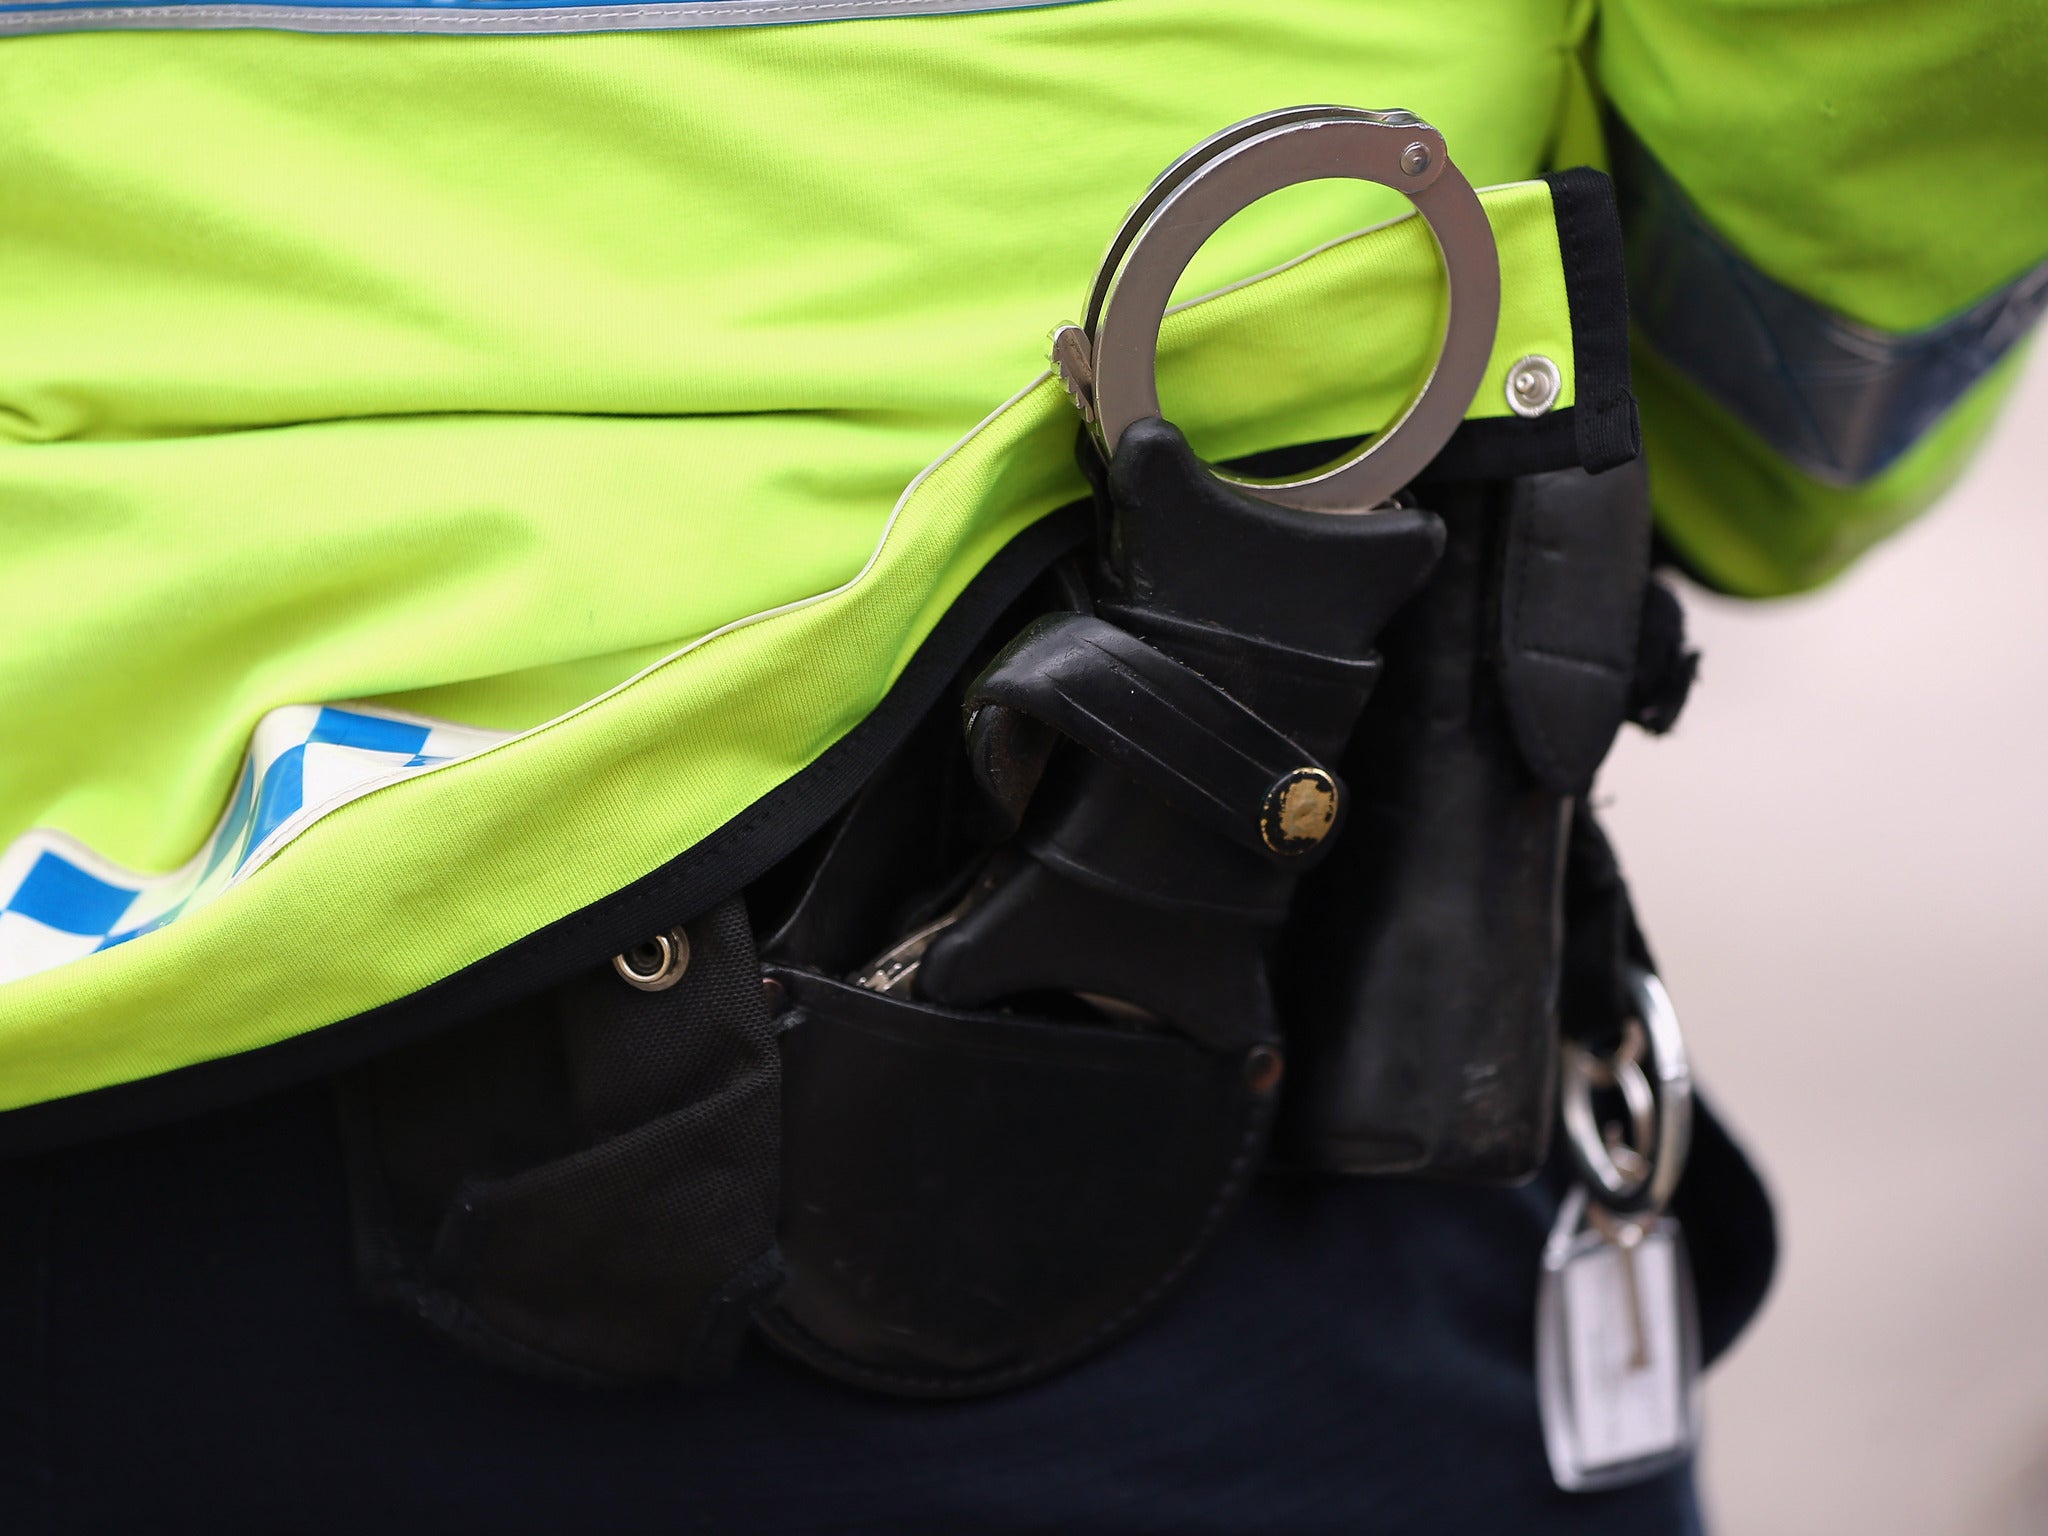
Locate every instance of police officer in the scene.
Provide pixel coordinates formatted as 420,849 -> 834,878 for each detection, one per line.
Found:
0,2 -> 2043,1531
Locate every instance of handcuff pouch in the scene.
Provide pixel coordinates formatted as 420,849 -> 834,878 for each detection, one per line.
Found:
758,965 -> 1276,1397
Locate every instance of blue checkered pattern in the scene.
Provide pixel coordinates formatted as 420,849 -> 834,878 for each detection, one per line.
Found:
0,704 -> 505,984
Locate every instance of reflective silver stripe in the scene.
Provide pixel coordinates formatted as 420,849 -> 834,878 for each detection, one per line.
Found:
1615,121 -> 2048,487
0,0 -> 1093,35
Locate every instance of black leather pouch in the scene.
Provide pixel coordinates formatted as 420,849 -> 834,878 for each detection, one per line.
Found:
1276,463 -> 1652,1183
338,897 -> 784,1384
758,965 -> 1279,1397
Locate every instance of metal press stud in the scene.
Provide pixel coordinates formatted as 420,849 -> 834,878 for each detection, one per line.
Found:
1243,1043 -> 1286,1094
1506,354 -> 1562,417
613,926 -> 692,991
1259,767 -> 1340,855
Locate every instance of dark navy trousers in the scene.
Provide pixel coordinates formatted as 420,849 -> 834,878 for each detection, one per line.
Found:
0,1079 -> 1767,1534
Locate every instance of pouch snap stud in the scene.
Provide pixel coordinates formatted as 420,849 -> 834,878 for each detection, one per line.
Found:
613,926 -> 692,991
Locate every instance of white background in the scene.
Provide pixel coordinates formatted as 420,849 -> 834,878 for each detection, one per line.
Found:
1602,344 -> 2048,1534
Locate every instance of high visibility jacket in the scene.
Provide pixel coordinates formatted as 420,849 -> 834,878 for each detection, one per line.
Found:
1,0 -> 2042,1138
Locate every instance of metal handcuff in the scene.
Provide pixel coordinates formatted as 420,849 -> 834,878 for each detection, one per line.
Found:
1053,104 -> 1502,513
842,108 -> 1502,1001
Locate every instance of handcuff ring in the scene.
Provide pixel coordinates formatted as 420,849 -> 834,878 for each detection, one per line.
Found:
1069,106 -> 1501,514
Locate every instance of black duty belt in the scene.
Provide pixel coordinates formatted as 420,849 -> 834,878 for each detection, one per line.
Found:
338,108 -> 1708,1486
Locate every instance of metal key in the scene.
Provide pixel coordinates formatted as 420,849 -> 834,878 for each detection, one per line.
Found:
1538,969 -> 1703,1492
1589,1204 -> 1651,1370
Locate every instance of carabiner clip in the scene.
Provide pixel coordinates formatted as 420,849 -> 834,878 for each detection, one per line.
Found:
1559,967 -> 1694,1215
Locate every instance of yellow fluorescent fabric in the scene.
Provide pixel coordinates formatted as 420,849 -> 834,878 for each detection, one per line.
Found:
0,178 -> 1575,1111
1598,0 -> 2048,334
1638,339 -> 2030,598
1590,0 -> 2048,595
0,0 -> 1574,876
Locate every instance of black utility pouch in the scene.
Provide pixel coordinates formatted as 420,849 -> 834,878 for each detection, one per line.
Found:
338,897 -> 783,1385
759,967 -> 1278,1397
1276,462 -> 1655,1182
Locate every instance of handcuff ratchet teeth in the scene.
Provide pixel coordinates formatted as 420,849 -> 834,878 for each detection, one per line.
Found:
1055,105 -> 1502,515
1560,967 -> 1694,1215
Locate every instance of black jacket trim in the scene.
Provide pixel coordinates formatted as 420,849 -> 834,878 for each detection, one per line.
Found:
1545,166 -> 1641,474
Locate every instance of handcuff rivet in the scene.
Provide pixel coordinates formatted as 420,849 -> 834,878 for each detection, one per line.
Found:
613,926 -> 691,992
1506,354 -> 1562,417
1051,324 -> 1097,424
1399,141 -> 1433,177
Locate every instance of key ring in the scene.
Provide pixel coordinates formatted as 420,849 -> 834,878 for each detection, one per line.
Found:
1056,106 -> 1501,514
1560,967 -> 1693,1215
